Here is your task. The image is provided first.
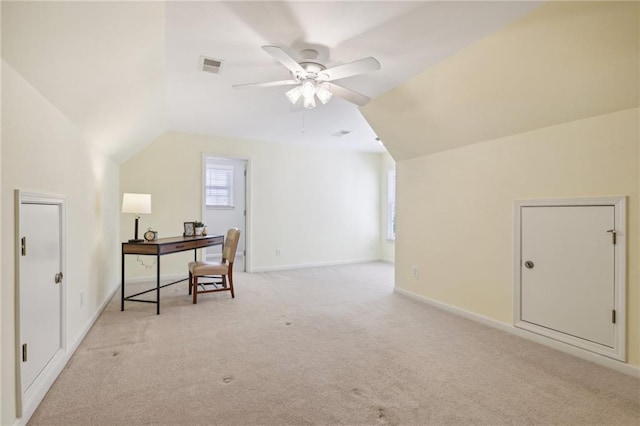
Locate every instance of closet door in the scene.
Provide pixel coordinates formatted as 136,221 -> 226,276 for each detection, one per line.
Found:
514,198 -> 625,361
20,202 -> 63,391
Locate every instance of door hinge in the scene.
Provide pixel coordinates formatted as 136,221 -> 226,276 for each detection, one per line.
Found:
612,309 -> 616,324
21,237 -> 26,256
244,210 -> 246,217
244,170 -> 247,177
22,343 -> 27,362
607,229 -> 617,245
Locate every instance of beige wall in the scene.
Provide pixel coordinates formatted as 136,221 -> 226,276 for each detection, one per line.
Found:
1,61 -> 121,425
120,131 -> 382,279
363,1 -> 639,367
396,109 -> 639,365
380,151 -> 395,263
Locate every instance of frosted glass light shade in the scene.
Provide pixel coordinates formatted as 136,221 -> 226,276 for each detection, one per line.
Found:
303,95 -> 316,109
122,193 -> 151,214
285,85 -> 302,104
316,84 -> 332,104
301,80 -> 316,99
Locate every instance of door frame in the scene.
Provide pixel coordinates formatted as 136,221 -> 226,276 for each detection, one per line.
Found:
513,196 -> 626,361
14,190 -> 67,418
201,154 -> 250,272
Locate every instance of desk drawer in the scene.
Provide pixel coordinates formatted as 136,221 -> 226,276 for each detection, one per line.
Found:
159,241 -> 198,254
123,244 -> 158,255
197,236 -> 224,248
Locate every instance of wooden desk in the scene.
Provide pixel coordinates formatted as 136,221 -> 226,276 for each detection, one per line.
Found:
121,234 -> 224,314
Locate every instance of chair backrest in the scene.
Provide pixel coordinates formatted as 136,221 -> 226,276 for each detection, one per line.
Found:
222,228 -> 241,263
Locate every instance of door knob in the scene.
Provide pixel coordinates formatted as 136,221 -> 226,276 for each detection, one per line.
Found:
524,261 -> 534,269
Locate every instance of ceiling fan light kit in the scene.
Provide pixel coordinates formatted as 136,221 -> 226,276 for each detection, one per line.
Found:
286,79 -> 333,109
233,46 -> 380,109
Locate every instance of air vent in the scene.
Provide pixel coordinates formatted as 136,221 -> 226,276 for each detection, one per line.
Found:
200,56 -> 223,74
332,130 -> 352,138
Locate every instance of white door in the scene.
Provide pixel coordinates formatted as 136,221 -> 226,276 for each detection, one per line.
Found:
19,202 -> 63,392
203,156 -> 247,270
515,197 -> 626,361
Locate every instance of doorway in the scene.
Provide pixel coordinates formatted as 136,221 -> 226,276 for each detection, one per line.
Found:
15,190 -> 66,417
514,197 -> 626,361
202,156 -> 247,271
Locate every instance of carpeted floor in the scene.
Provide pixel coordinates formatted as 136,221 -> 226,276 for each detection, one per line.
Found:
29,262 -> 639,425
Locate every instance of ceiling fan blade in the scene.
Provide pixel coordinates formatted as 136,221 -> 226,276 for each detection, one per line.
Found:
325,82 -> 372,107
232,79 -> 299,89
262,45 -> 305,75
319,57 -> 381,82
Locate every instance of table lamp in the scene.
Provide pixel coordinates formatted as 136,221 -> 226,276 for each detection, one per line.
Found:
122,193 -> 151,243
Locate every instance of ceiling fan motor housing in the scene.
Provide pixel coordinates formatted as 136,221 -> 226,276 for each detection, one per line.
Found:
294,62 -> 327,81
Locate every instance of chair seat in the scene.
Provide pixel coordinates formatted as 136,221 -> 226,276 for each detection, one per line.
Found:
188,260 -> 228,275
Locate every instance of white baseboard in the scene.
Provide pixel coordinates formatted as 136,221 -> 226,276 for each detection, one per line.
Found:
16,283 -> 121,426
250,257 -> 381,273
393,286 -> 640,379
125,258 -> 384,276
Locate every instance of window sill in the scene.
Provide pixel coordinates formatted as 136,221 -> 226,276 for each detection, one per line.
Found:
206,206 -> 235,210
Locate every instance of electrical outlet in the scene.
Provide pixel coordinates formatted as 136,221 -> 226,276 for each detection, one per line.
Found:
412,267 -> 419,279
275,248 -> 281,257
80,291 -> 85,307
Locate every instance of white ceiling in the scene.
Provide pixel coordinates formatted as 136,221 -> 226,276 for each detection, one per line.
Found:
2,1 -> 543,163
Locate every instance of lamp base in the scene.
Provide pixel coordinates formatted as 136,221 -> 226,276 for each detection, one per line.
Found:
128,238 -> 144,243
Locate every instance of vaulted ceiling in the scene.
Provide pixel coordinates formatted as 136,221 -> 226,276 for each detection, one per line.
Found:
2,1 -> 542,164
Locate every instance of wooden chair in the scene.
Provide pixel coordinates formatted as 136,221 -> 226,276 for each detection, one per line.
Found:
188,228 -> 240,304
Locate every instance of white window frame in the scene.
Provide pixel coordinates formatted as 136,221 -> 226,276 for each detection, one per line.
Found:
205,164 -> 234,209
387,169 -> 396,241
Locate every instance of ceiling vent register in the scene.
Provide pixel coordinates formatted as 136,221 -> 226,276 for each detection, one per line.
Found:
332,130 -> 352,138
200,56 -> 223,74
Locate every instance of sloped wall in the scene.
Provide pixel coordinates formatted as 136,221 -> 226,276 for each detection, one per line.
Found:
1,61 -> 121,425
362,1 -> 640,366
362,1 -> 638,160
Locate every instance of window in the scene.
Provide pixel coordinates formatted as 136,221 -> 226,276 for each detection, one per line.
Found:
205,165 -> 234,208
387,169 -> 396,240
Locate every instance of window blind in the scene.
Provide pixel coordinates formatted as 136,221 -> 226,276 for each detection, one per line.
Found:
205,166 -> 234,207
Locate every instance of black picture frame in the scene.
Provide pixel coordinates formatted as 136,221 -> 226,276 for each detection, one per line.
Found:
183,222 -> 195,237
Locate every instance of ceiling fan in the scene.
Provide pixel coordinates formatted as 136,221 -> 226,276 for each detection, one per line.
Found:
233,46 -> 381,109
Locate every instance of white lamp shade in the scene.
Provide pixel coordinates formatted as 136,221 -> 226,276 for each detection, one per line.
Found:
122,193 -> 151,214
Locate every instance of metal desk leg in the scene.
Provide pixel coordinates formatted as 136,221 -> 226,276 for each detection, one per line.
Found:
121,251 -> 125,311
156,253 -> 161,315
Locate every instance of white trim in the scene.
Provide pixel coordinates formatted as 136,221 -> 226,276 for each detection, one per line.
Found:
393,286 -> 640,378
250,258 -> 380,273
513,196 -> 626,361
127,257 -> 382,276
15,284 -> 119,425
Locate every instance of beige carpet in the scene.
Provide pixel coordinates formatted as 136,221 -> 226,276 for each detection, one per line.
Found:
29,262 -> 639,425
